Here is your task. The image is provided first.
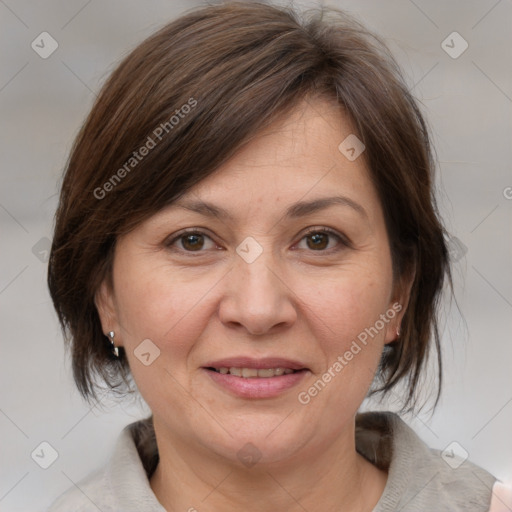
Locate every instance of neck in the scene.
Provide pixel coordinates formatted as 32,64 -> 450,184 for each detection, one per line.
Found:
149,417 -> 387,512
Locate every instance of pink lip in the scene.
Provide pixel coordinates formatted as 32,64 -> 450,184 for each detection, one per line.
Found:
204,368 -> 309,399
203,357 -> 308,371
202,357 -> 310,399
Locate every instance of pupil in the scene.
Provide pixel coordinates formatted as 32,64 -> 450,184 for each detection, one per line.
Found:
183,234 -> 203,250
308,233 -> 328,250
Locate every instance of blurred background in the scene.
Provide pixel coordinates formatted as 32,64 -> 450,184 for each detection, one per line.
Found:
1,0 -> 511,510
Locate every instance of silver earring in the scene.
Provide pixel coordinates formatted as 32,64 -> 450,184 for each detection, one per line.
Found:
396,326 -> 401,339
108,331 -> 119,357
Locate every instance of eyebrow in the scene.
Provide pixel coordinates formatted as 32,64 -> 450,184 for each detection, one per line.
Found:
173,195 -> 368,221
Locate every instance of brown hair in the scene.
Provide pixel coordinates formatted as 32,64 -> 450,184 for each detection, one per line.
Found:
48,1 -> 452,411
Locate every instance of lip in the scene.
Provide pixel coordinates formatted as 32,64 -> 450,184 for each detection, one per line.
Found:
202,357 -> 310,399
203,357 -> 308,371
204,368 -> 309,399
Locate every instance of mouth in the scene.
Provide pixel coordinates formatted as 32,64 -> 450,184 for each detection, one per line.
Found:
206,367 -> 302,378
202,357 -> 310,398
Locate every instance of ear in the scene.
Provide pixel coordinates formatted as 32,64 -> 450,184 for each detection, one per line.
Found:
384,261 -> 416,345
94,278 -> 123,346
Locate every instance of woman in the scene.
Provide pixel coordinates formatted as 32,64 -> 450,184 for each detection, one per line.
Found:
47,2 -> 501,510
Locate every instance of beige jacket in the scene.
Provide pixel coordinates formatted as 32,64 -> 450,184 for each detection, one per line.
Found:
48,411 -> 497,511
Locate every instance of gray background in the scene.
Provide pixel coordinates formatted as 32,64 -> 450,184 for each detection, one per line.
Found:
1,0 -> 511,510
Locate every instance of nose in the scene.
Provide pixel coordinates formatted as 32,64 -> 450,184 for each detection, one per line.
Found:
218,249 -> 297,336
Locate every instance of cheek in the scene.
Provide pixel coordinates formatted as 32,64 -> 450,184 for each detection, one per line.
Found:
303,264 -> 393,350
112,257 -> 218,359
111,258 -> 222,423
293,262 -> 393,407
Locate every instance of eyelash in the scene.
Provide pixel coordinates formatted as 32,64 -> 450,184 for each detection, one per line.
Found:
165,227 -> 349,255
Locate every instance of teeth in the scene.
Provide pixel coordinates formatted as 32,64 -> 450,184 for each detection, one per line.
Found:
258,368 -> 279,377
215,367 -> 297,378
241,368 -> 258,378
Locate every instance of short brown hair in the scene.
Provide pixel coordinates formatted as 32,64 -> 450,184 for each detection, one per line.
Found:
48,1 -> 451,411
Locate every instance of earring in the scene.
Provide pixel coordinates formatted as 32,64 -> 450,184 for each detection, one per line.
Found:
108,331 -> 119,357
396,326 -> 401,339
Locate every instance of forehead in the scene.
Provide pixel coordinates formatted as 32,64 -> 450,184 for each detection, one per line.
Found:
169,97 -> 382,226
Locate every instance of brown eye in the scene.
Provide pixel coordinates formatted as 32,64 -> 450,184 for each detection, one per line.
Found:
181,233 -> 205,251
166,230 -> 217,253
295,228 -> 347,252
306,232 -> 329,250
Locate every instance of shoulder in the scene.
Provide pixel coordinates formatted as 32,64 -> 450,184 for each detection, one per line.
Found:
47,420 -> 164,512
356,411 -> 496,512
46,465 -> 113,512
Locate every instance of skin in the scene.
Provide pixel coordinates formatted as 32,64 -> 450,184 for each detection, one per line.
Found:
96,96 -> 414,512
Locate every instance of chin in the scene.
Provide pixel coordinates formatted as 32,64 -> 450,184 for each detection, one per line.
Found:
197,418 -> 313,467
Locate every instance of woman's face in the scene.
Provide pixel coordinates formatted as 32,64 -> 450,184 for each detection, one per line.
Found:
97,97 -> 410,466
